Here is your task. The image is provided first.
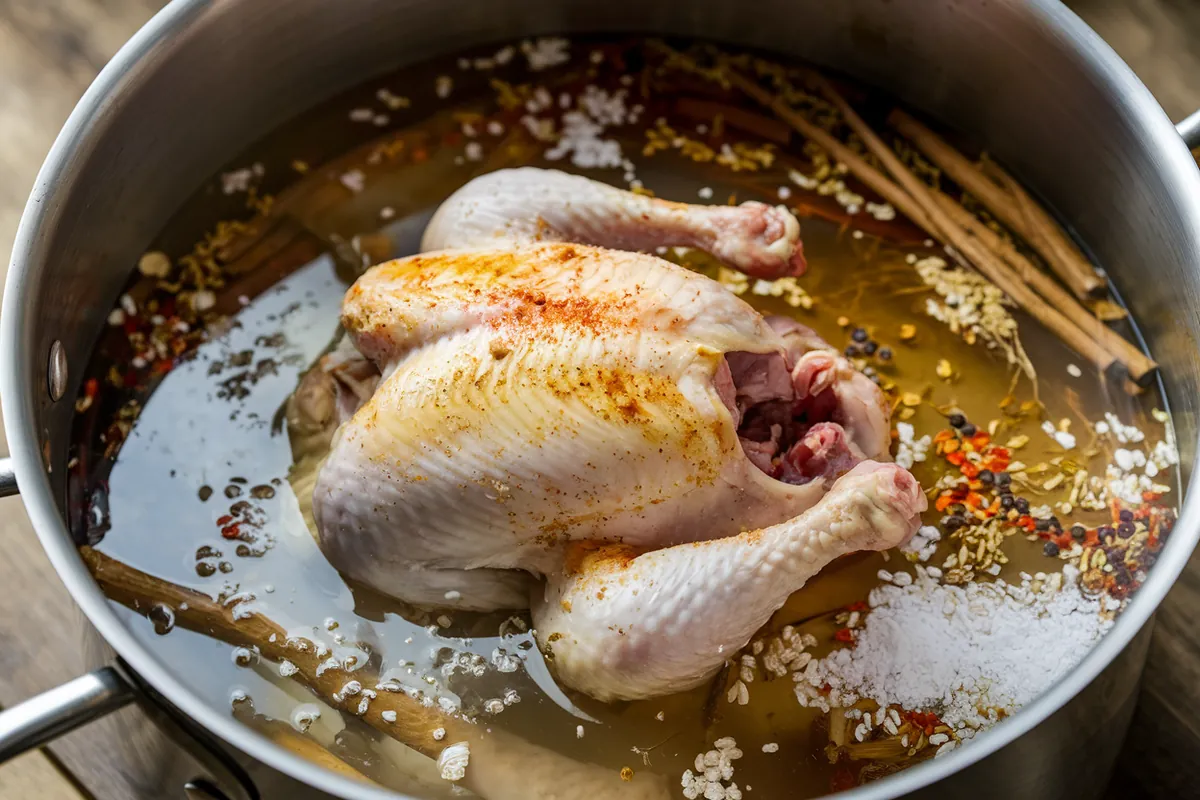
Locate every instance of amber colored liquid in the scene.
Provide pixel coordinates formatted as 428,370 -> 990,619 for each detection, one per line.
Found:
69,37 -> 1173,799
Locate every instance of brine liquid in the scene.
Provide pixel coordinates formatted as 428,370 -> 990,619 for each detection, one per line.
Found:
69,36 -> 1175,799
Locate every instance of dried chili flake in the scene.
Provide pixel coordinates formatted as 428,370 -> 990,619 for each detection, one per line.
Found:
834,628 -> 854,643
830,767 -> 858,792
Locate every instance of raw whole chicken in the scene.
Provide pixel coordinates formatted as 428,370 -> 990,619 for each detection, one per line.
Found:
291,168 -> 925,702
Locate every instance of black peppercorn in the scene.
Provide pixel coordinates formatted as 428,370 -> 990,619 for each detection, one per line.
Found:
961,423 -> 977,437
877,346 -> 893,361
863,341 -> 878,355
995,471 -> 1012,489
1119,509 -> 1134,523
1071,524 -> 1087,541
1015,497 -> 1030,514
1000,495 -> 1015,511
948,413 -> 966,429
977,469 -> 994,486
943,514 -> 967,531
1043,541 -> 1060,557
1098,525 -> 1115,541
1118,521 -> 1136,539
851,327 -> 869,342
1035,518 -> 1051,532
844,344 -> 860,357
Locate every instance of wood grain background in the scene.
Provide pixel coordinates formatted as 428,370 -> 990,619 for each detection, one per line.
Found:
0,1 -> 1196,797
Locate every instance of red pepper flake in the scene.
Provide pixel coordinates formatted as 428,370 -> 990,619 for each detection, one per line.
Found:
152,358 -> 174,376
845,600 -> 869,613
220,523 -> 241,539
216,515 -> 233,526
964,492 -> 985,509
933,430 -> 955,444
830,767 -> 858,792
970,432 -> 991,449
946,451 -> 967,467
834,628 -> 855,643
1016,515 -> 1035,531
960,462 -> 980,479
935,493 -> 956,513
84,378 -> 99,399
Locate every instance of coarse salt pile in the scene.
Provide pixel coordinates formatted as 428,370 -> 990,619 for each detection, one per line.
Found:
793,565 -> 1111,741
681,737 -> 743,800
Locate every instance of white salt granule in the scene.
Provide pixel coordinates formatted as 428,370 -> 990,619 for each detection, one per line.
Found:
793,565 -> 1110,736
522,37 -> 570,71
438,742 -> 471,781
290,704 -> 321,733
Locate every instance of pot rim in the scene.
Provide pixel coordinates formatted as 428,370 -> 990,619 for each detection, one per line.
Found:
4,1 -> 1199,798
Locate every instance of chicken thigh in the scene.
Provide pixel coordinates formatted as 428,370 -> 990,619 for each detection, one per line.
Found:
299,168 -> 924,701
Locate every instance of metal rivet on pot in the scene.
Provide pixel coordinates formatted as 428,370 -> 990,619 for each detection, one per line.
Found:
48,340 -> 67,402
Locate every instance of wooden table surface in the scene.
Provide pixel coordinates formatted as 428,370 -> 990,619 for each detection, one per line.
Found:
1,1 -> 1198,798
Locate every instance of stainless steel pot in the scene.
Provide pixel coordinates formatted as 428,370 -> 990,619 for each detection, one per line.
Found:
2,1 -> 1199,798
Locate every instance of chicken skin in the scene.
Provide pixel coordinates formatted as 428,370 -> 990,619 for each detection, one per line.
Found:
294,168 -> 924,701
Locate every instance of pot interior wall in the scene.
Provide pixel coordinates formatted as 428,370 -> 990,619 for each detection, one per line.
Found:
7,0 -> 1200,797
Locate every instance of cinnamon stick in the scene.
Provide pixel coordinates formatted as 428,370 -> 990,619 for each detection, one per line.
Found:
929,191 -> 1157,380
724,68 -> 1151,382
888,109 -> 1106,300
804,71 -> 1126,377
81,547 -> 668,800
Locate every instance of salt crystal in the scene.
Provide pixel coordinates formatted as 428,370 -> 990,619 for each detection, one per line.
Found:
793,565 -> 1110,734
438,742 -> 470,781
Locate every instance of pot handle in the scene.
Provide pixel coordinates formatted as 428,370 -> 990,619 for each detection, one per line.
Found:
1179,110 -> 1200,150
0,666 -> 135,761
0,457 -> 17,498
